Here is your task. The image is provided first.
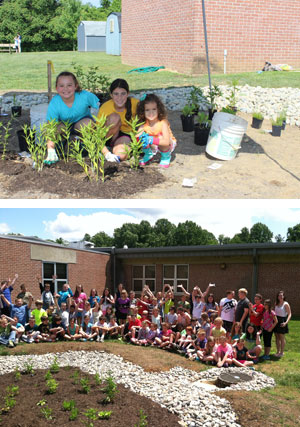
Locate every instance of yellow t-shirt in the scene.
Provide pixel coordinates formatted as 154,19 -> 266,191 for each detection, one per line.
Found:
31,308 -> 47,326
98,98 -> 139,134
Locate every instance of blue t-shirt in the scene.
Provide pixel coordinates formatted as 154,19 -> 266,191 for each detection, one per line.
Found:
88,295 -> 100,308
10,304 -> 29,325
2,286 -> 13,306
58,288 -> 73,306
46,90 -> 99,123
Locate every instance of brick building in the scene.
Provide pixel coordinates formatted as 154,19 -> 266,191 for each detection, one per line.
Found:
0,235 -> 111,302
121,0 -> 300,74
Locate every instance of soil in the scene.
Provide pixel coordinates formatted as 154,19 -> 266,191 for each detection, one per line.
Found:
1,107 -> 300,199
0,367 -> 181,426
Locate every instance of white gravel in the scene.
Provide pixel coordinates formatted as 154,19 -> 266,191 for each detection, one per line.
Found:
0,350 -> 276,427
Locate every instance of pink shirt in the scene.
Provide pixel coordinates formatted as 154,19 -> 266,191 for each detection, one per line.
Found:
262,310 -> 276,331
74,292 -> 87,309
217,343 -> 233,357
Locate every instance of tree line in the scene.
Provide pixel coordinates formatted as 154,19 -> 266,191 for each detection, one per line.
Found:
0,0 -> 121,51
56,220 -> 300,248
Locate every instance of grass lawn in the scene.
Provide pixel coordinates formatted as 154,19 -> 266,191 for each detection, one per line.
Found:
1,318 -> 299,426
0,51 -> 299,93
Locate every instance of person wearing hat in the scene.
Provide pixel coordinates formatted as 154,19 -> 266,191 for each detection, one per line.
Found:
31,300 -> 47,326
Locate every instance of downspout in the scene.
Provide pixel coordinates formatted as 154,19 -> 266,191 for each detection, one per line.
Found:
252,248 -> 258,301
112,246 -> 116,295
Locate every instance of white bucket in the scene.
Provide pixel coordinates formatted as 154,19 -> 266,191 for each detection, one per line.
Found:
206,112 -> 248,161
30,103 -> 49,130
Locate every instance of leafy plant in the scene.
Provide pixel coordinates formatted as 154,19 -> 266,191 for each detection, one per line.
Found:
278,110 -> 287,122
182,104 -> 196,117
40,405 -> 53,420
55,121 -> 72,163
83,407 -> 98,427
195,112 -> 211,128
46,378 -> 58,394
71,370 -> 80,385
4,396 -> 16,410
227,79 -> 239,108
44,370 -> 52,381
188,86 -> 206,111
271,116 -> 283,126
6,385 -> 19,397
135,409 -> 148,427
69,407 -> 79,421
103,373 -> 118,403
80,377 -> 90,394
207,84 -> 223,111
252,112 -> 264,120
50,355 -> 60,373
23,124 -> 47,172
221,106 -> 237,115
94,372 -> 102,386
62,399 -> 76,411
72,63 -> 111,95
0,118 -> 12,160
98,410 -> 112,420
124,116 -> 144,169
70,115 -> 111,182
23,359 -> 34,375
14,367 -> 21,381
36,399 -> 47,407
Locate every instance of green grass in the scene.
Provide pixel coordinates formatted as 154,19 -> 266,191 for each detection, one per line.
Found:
0,51 -> 299,93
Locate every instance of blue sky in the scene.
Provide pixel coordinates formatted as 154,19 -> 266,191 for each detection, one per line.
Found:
0,203 -> 299,242
81,0 -> 101,7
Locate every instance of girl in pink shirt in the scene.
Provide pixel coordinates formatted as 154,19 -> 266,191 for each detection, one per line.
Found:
261,299 -> 278,360
216,336 -> 234,367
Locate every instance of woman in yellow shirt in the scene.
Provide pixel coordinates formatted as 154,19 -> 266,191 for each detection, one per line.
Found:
98,79 -> 139,162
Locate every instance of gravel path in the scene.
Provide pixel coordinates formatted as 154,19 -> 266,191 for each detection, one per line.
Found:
0,350 -> 276,427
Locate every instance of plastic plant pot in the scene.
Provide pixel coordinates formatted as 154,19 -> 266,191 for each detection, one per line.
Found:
272,125 -> 282,137
194,125 -> 210,146
251,117 -> 263,129
181,114 -> 194,132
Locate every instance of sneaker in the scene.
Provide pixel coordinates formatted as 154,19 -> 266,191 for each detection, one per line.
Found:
262,355 -> 270,360
139,147 -> 154,166
159,150 -> 171,168
96,336 -> 100,342
80,338 -> 87,342
100,336 -> 105,343
8,340 -> 14,348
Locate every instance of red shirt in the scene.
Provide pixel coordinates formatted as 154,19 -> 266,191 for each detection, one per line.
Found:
250,303 -> 264,326
137,299 -> 149,316
128,318 -> 141,329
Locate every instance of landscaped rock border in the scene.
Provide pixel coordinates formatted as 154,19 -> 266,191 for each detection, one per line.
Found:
0,350 -> 276,427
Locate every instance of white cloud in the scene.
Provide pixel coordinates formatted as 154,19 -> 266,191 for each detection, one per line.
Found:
43,211 -> 140,240
0,223 -> 10,234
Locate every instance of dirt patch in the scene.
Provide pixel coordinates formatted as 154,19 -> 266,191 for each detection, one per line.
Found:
0,367 -> 181,426
1,108 -> 300,198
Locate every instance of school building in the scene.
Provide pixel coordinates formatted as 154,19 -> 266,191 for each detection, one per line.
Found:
121,0 -> 300,74
1,235 -> 299,315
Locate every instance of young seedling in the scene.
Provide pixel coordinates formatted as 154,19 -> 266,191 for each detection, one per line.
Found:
98,410 -> 112,420
40,405 -> 53,420
23,124 -> 47,172
103,373 -> 118,403
44,370 -> 52,381
94,372 -> 102,386
69,407 -> 79,421
80,377 -> 90,394
83,408 -> 98,427
135,409 -> 148,427
0,118 -> 12,160
23,359 -> 34,375
36,398 -> 47,407
6,385 -> 19,397
71,370 -> 80,385
62,399 -> 76,411
49,355 -> 60,373
46,378 -> 58,394
14,367 -> 21,381
124,116 -> 144,169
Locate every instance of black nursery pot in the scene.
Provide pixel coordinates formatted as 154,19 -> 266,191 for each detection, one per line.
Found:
208,108 -> 217,120
17,129 -> 28,152
251,117 -> 263,129
281,120 -> 286,130
11,106 -> 22,117
272,125 -> 282,137
181,114 -> 194,132
194,125 -> 210,146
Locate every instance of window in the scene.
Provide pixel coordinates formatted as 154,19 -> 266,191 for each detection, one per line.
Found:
43,262 -> 68,294
132,265 -> 155,292
163,264 -> 189,293
110,19 -> 114,33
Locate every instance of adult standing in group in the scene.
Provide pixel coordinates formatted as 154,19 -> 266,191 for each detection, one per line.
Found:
115,289 -> 130,325
219,290 -> 237,335
274,290 -> 292,358
0,274 -> 18,316
97,79 -> 139,162
17,283 -> 33,306
235,288 -> 250,332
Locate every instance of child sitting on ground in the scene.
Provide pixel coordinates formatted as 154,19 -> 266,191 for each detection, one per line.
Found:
232,338 -> 254,367
94,316 -> 109,342
216,335 -> 234,368
211,317 -> 226,344
80,314 -> 98,341
37,316 -> 53,342
22,316 -> 39,343
65,317 -> 82,341
146,323 -> 159,346
131,321 -> 150,346
200,312 -> 211,339
199,336 -> 217,364
0,316 -> 16,348
155,322 -> 174,349
188,329 -> 207,360
137,94 -> 176,168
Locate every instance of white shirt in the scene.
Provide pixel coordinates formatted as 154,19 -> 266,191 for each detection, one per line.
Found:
192,301 -> 205,320
220,298 -> 237,322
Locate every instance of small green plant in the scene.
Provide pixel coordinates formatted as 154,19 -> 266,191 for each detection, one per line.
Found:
14,367 -> 21,381
195,112 -> 211,128
188,86 -> 206,111
71,370 -> 80,385
69,407 -> 79,421
278,110 -> 287,122
0,118 -> 12,160
46,378 -> 58,394
135,409 -> 148,427
23,359 -> 34,375
182,103 -> 196,116
98,410 -> 112,420
72,63 -> 111,95
70,115 -> 111,182
227,79 -> 239,109
50,355 -> 60,373
36,398 -> 47,407
271,116 -> 283,126
6,385 -> 19,397
13,94 -> 17,106
94,372 -> 102,386
54,121 -> 72,163
23,124 -> 47,172
40,405 -> 53,420
62,399 -> 76,411
4,396 -> 16,411
207,84 -> 223,111
103,373 -> 118,403
44,370 -> 52,381
252,112 -> 264,120
80,377 -> 90,394
83,407 -> 98,427
124,116 -> 144,169
221,106 -> 237,115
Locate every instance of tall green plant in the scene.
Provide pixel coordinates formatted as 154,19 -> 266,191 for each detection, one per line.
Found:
124,116 -> 144,169
70,115 -> 111,182
71,63 -> 111,95
23,125 -> 47,171
0,119 -> 12,160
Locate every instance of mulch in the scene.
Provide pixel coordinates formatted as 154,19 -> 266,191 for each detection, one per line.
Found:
0,367 -> 181,426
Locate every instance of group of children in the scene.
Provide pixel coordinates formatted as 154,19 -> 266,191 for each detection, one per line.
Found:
0,278 -> 288,369
45,73 -> 176,168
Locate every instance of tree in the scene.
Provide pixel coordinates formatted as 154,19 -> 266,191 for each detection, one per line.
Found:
149,218 -> 176,247
53,0 -> 82,50
172,221 -> 217,246
101,0 -> 111,8
113,223 -> 140,248
218,234 -> 231,245
275,234 -> 285,243
249,222 -> 273,243
286,223 -> 300,242
231,227 -> 250,244
89,231 -> 114,247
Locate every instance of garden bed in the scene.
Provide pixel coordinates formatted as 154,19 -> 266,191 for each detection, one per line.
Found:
0,367 -> 180,426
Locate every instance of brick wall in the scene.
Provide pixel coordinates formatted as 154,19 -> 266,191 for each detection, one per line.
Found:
0,238 -> 110,302
122,0 -> 300,74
